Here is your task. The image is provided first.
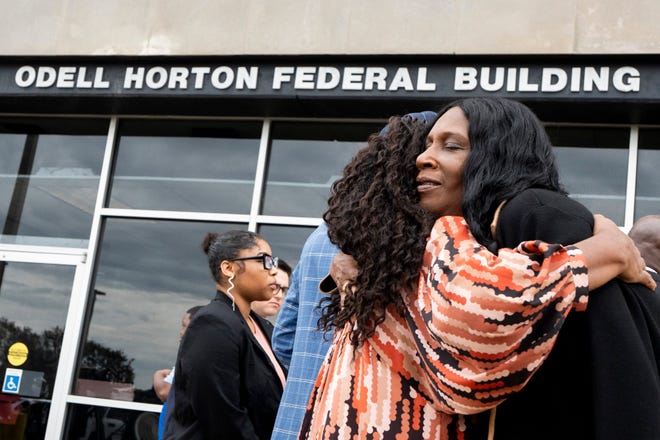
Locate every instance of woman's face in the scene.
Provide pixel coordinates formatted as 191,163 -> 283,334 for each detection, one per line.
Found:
251,267 -> 289,318
416,106 -> 470,217
233,238 -> 279,302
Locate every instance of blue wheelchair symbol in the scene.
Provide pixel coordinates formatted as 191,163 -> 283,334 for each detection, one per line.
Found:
2,374 -> 21,394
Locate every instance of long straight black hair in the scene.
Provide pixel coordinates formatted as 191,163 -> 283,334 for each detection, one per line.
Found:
434,97 -> 566,249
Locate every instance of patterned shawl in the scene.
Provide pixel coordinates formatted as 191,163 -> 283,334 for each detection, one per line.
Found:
299,216 -> 588,440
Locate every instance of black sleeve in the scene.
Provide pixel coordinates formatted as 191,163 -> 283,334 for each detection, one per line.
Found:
496,188 -> 594,248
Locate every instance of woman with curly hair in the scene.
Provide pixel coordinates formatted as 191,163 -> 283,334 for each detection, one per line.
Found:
298,98 -> 655,440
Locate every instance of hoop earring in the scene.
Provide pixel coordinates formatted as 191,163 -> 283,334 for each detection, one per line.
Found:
227,274 -> 236,311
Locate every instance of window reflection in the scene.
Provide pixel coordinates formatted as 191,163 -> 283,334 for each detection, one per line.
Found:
76,218 -> 246,403
0,118 -> 107,247
109,120 -> 262,213
257,224 -> 318,267
0,262 -> 75,439
263,121 -> 384,217
548,126 -> 629,225
636,128 -> 660,220
65,404 -> 159,440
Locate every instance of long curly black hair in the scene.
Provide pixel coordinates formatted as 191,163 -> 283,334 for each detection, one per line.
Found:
319,115 -> 436,347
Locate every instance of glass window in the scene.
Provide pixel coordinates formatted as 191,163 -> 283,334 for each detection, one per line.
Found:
636,128 -> 660,220
0,261 -> 76,439
64,403 -> 158,440
75,218 -> 245,404
262,121 -> 384,217
257,224 -> 318,268
0,118 -> 108,247
547,126 -> 630,225
109,119 -> 262,213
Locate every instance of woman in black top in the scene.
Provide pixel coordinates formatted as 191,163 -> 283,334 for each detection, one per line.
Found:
164,230 -> 287,440
492,188 -> 660,440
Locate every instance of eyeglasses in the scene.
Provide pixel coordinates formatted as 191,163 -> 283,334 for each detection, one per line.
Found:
228,254 -> 279,270
273,284 -> 289,296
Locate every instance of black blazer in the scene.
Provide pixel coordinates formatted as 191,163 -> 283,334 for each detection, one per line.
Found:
163,291 -> 286,440
491,188 -> 660,440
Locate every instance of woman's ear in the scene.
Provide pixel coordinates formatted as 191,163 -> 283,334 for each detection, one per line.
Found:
220,260 -> 234,278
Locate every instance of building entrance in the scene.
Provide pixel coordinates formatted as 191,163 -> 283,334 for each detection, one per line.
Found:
0,247 -> 87,439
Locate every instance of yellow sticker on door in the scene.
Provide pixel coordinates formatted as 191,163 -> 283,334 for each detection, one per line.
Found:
7,342 -> 28,366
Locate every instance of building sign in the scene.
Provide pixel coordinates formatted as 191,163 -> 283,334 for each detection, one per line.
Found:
1,55 -> 659,120
0,57 -> 657,99
453,66 -> 639,93
8,64 -> 642,94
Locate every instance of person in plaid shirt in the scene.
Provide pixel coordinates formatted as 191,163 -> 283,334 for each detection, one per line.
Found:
270,222 -> 338,440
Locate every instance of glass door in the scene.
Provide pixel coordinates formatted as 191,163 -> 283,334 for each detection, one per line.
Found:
0,246 -> 87,440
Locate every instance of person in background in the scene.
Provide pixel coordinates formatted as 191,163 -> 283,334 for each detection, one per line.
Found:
270,223 -> 338,440
163,230 -> 286,440
270,111 -> 437,440
154,305 -> 202,439
252,259 -> 292,327
301,99 -> 654,439
629,214 -> 660,273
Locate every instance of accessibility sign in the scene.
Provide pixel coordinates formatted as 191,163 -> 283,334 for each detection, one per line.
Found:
2,368 -> 23,394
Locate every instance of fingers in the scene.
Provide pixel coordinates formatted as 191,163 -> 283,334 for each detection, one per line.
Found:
641,269 -> 657,291
592,213 -> 656,291
618,264 -> 657,291
338,279 -> 354,309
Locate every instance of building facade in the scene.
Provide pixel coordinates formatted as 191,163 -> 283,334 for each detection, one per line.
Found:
1,1 -> 659,438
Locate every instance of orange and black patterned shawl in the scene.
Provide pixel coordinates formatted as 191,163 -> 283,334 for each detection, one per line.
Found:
299,215 -> 588,440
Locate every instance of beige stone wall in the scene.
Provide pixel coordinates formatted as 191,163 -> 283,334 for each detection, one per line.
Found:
1,0 -> 659,55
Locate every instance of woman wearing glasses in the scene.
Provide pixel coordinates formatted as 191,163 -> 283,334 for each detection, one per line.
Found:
163,230 -> 287,440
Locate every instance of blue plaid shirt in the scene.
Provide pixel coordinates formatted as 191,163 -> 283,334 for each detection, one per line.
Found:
271,222 -> 338,440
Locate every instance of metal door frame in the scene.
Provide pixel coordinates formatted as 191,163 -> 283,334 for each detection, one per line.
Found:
0,244 -> 88,439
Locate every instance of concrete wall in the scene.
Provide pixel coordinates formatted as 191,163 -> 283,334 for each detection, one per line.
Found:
1,0 -> 659,55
